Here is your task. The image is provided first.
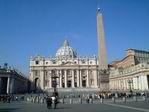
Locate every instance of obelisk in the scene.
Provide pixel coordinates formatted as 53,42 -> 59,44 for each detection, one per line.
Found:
97,8 -> 108,70
97,8 -> 109,91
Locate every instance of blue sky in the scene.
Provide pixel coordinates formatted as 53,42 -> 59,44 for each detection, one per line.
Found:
0,0 -> 149,76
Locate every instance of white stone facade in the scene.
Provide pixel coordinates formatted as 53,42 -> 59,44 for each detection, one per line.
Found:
109,49 -> 149,92
110,63 -> 149,91
29,40 -> 99,92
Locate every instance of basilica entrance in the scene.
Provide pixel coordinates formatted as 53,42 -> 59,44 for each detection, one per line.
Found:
82,80 -> 86,87
67,80 -> 71,87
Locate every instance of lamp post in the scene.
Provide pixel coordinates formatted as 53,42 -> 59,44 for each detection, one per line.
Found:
51,70 -> 59,97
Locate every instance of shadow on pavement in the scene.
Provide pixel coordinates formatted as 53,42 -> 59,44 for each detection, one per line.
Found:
50,107 -> 72,110
56,107 -> 71,109
0,108 -> 19,112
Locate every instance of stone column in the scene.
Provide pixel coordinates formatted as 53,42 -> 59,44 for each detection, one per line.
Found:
64,70 -> 67,88
131,78 -> 133,90
77,70 -> 80,87
40,70 -> 45,90
29,71 -> 34,91
10,78 -> 15,94
116,80 -> 118,90
59,70 -> 62,88
111,81 -> 114,90
125,79 -> 127,90
29,71 -> 33,81
94,70 -> 98,87
139,76 -> 142,90
7,77 -> 10,94
48,70 -> 52,88
117,79 -> 119,90
118,80 -> 120,90
56,70 -> 59,88
72,70 -> 75,88
86,69 -> 89,87
123,79 -> 126,90
80,70 -> 82,87
126,79 -> 129,90
141,75 -> 147,90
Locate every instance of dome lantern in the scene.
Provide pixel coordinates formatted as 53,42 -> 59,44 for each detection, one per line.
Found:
63,40 -> 69,47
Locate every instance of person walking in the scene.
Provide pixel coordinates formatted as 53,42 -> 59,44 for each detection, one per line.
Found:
51,96 -> 58,109
46,97 -> 52,109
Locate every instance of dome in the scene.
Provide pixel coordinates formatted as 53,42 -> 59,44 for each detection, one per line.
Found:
56,40 -> 77,59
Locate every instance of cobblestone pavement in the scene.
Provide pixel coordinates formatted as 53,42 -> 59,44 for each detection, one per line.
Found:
0,101 -> 149,112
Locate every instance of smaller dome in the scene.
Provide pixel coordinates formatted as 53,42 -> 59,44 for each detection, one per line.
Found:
56,40 -> 77,59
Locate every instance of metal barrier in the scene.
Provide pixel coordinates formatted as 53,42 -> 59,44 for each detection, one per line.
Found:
25,96 -> 148,104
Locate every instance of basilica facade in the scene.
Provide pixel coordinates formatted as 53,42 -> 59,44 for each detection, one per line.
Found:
29,40 -> 99,92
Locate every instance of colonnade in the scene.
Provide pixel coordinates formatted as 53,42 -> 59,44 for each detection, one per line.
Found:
48,69 -> 93,88
0,77 -> 15,94
110,75 -> 149,91
31,69 -> 98,90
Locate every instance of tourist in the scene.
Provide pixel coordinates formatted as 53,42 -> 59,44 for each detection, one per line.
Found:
51,96 -> 58,109
86,97 -> 89,103
46,97 -> 52,109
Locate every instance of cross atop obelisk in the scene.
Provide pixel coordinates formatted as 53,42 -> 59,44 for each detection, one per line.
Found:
97,8 -> 108,70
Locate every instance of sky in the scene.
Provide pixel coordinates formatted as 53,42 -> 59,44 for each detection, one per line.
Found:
0,0 -> 149,76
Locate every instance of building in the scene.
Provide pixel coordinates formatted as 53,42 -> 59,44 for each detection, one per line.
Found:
0,63 -> 29,94
109,49 -> 149,92
29,40 -> 99,93
29,8 -> 110,93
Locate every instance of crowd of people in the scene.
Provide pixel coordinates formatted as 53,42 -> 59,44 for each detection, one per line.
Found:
0,95 -> 11,103
0,91 -> 148,110
0,95 -> 24,103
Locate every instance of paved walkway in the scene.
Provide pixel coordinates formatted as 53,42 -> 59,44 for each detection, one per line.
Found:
0,101 -> 149,112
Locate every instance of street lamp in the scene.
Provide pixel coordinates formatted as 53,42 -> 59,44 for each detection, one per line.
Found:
51,70 -> 59,97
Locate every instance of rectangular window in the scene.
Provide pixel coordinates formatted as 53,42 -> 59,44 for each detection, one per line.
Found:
35,61 -> 39,65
